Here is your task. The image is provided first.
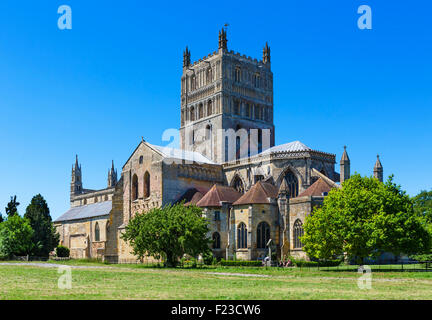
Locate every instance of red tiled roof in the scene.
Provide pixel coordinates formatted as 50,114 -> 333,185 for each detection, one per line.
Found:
233,181 -> 278,205
297,178 -> 334,197
196,184 -> 242,207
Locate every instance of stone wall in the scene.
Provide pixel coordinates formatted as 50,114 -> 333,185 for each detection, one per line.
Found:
55,215 -> 110,259
288,196 -> 324,260
203,206 -> 230,259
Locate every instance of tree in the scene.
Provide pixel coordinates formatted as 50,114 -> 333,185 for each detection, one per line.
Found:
302,174 -> 431,264
121,203 -> 211,267
24,194 -> 59,257
0,214 -> 3,223
5,195 -> 19,217
0,214 -> 35,258
412,190 -> 432,223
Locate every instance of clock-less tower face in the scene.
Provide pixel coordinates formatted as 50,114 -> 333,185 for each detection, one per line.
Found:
180,32 -> 275,164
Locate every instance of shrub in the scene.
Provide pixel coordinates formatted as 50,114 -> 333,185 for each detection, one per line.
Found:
202,250 -> 215,265
410,254 -> 432,262
293,258 -> 341,267
294,260 -> 318,268
56,245 -> 70,257
220,259 -> 262,267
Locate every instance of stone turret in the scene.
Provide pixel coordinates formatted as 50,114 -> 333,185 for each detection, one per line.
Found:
183,46 -> 190,69
71,155 -> 82,198
340,146 -> 350,184
108,160 -> 117,188
263,42 -> 271,65
218,28 -> 228,51
373,155 -> 383,182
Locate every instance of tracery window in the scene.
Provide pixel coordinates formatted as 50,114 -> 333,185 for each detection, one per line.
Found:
294,219 -> 304,249
212,232 -> 221,249
237,223 -> 247,249
283,170 -> 299,198
232,176 -> 245,194
257,222 -> 270,249
95,222 -> 100,242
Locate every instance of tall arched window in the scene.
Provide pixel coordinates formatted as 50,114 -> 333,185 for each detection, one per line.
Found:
254,104 -> 260,119
258,129 -> 262,153
207,68 -> 212,84
198,104 -> 203,119
143,171 -> 150,198
132,174 -> 139,200
225,136 -> 229,162
95,222 -> 100,242
294,219 -> 304,249
235,67 -> 241,82
234,100 -> 240,115
236,136 -> 241,160
257,222 -> 270,249
237,223 -> 247,249
212,232 -> 221,249
207,100 -> 213,116
283,170 -> 299,198
191,75 -> 196,90
139,155 -> 143,164
190,107 -> 195,122
206,125 -> 211,140
232,176 -> 245,193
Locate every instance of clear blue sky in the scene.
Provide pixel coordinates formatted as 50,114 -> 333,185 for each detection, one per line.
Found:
0,1 -> 431,220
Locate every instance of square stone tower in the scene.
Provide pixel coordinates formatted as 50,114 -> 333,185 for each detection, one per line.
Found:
179,28 -> 275,164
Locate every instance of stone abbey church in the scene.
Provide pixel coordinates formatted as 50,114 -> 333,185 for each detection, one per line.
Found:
54,29 -> 384,263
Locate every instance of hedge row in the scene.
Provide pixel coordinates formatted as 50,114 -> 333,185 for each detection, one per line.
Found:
220,259 -> 262,267
294,259 -> 341,268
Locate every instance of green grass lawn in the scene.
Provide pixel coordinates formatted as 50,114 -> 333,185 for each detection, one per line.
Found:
0,260 -> 431,299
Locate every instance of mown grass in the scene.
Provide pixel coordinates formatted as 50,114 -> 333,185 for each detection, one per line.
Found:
0,261 -> 431,299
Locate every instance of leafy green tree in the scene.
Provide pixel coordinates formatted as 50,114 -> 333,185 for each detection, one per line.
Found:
0,214 -> 35,258
5,195 -> 19,217
0,214 -> 3,223
121,203 -> 211,267
302,174 -> 431,264
412,190 -> 432,223
24,194 -> 59,257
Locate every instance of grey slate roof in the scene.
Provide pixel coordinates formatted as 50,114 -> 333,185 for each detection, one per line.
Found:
55,201 -> 112,223
259,141 -> 312,155
148,143 -> 215,164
